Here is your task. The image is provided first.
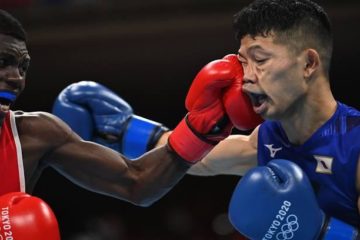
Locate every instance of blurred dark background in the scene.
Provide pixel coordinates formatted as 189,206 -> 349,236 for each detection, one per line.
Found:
1,0 -> 359,239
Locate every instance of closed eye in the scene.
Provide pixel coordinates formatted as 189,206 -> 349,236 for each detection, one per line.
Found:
255,58 -> 268,64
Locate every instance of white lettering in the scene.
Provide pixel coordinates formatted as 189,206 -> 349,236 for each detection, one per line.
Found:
262,201 -> 292,239
0,206 -> 12,240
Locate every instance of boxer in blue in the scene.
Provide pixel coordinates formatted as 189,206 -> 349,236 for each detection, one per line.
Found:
54,0 -> 360,238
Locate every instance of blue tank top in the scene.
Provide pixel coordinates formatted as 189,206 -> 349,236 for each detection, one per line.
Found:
258,102 -> 360,226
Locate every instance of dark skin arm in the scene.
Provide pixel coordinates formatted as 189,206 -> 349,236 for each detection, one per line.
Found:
17,111 -> 190,207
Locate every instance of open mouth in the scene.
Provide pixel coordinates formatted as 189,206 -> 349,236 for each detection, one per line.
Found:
0,91 -> 16,113
248,92 -> 267,107
0,97 -> 12,112
245,92 -> 268,114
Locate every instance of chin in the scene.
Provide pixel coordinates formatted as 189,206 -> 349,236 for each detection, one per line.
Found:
261,110 -> 280,121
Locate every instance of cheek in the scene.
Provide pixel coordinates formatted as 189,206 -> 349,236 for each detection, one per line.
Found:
263,63 -> 304,100
19,80 -> 26,92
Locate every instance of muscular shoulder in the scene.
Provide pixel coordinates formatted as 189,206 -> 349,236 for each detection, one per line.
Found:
14,110 -> 75,147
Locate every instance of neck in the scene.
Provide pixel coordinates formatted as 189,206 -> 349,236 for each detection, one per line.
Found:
281,79 -> 336,145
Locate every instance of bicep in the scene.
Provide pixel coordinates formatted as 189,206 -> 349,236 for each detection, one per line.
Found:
47,135 -> 130,191
26,113 -> 189,205
188,128 -> 259,176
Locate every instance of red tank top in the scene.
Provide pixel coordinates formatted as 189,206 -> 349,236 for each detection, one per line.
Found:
0,111 -> 25,195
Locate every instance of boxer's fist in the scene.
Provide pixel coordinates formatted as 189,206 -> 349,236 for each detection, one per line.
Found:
52,81 -> 95,141
169,56 -> 241,163
222,54 -> 263,130
229,159 -> 358,240
52,81 -> 168,158
0,192 -> 60,240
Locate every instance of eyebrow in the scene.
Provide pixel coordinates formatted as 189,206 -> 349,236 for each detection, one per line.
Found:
238,45 -> 267,58
0,52 -> 31,65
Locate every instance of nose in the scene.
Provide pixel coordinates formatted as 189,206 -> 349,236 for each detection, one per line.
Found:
242,63 -> 257,84
3,66 -> 24,90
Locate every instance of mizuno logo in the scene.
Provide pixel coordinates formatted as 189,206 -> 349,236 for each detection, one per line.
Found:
314,155 -> 333,174
264,144 -> 283,158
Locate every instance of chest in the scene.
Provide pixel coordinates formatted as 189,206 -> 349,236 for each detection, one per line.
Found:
19,132 -> 50,181
258,123 -> 360,225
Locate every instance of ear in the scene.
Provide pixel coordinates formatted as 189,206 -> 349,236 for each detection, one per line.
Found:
303,49 -> 320,78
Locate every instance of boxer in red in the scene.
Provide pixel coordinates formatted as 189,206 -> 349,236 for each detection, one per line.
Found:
0,9 -> 258,238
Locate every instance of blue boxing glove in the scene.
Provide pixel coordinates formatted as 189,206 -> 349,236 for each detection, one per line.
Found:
52,81 -> 168,158
228,159 -> 358,240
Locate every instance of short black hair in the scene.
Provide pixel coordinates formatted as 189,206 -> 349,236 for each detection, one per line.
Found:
233,0 -> 333,73
0,9 -> 26,42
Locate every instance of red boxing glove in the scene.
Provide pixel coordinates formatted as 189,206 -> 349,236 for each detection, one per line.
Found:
0,192 -> 60,240
222,54 -> 263,130
169,57 -> 238,163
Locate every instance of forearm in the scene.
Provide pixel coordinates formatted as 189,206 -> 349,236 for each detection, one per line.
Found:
150,131 -> 253,176
49,139 -> 190,207
154,130 -> 172,148
188,135 -> 257,176
153,130 -> 223,175
152,131 -> 249,177
125,144 -> 191,206
155,130 -> 223,176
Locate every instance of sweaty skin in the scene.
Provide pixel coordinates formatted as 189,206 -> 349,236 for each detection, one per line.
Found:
0,34 -> 190,207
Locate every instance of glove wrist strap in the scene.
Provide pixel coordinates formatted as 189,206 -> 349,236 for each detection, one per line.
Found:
168,118 -> 216,163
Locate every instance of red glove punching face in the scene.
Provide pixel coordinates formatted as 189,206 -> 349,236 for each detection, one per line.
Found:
0,192 -> 60,240
222,54 -> 263,130
169,56 -> 242,162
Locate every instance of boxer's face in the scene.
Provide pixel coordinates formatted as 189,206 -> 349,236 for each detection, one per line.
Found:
0,34 -> 30,124
238,33 -> 309,120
